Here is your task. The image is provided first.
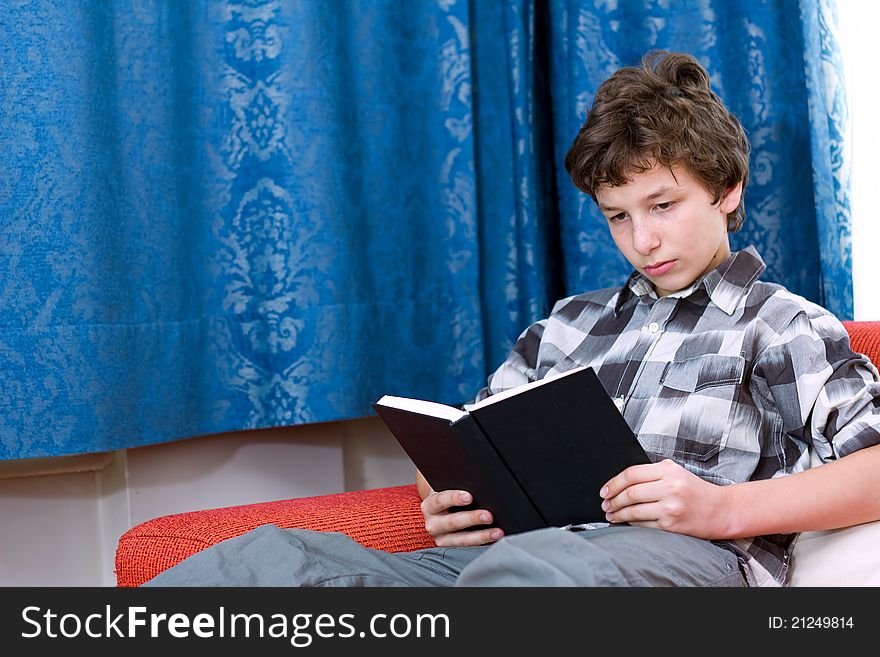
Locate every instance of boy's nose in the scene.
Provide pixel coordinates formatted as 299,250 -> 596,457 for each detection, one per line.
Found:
631,217 -> 661,255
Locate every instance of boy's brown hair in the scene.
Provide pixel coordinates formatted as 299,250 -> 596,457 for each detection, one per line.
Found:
564,50 -> 751,232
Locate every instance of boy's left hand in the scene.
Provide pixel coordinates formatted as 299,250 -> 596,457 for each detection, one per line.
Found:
599,459 -> 729,539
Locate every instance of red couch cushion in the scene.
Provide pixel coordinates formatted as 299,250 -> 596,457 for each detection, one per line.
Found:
115,484 -> 434,587
843,321 -> 880,365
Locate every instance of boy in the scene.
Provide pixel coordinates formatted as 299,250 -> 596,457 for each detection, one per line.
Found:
146,50 -> 880,587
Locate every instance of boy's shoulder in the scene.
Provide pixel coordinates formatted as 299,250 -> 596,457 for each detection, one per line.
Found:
745,280 -> 848,343
748,280 -> 838,322
548,285 -> 623,320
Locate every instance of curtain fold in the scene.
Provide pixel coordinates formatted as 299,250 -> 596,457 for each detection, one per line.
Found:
470,0 -> 564,372
0,0 -> 851,459
798,0 -> 851,311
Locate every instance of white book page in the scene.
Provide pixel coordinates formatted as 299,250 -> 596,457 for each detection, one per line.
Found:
463,365 -> 589,411
375,395 -> 468,422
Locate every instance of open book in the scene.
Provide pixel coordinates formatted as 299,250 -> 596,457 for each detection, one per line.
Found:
372,365 -> 651,535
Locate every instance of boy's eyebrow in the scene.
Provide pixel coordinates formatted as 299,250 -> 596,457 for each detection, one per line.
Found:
598,185 -> 678,212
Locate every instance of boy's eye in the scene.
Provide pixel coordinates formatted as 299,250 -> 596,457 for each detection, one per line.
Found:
608,213 -> 627,223
655,201 -> 674,211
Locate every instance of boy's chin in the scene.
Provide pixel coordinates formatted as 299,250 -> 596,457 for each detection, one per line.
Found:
646,274 -> 693,297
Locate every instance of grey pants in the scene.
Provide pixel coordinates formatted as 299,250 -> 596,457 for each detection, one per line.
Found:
143,523 -> 747,587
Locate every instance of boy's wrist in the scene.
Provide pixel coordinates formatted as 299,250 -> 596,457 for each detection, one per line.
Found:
714,481 -> 747,539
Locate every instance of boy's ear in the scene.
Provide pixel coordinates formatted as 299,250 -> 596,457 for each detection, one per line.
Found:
719,182 -> 743,213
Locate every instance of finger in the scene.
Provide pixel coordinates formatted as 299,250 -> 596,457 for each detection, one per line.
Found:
601,480 -> 665,514
425,508 -> 494,538
422,490 -> 472,515
435,526 -> 505,548
604,500 -> 664,525
600,462 -> 664,500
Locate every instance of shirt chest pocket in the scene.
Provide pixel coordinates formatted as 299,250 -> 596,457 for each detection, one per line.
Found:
638,354 -> 746,462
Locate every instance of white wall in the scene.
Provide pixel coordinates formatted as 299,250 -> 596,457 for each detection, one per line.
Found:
0,417 -> 415,586
838,0 -> 880,321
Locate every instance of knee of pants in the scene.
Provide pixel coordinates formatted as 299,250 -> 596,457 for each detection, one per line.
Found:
455,529 -> 616,587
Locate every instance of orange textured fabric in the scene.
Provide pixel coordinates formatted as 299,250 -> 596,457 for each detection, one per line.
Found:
115,484 -> 434,587
116,322 -> 880,588
843,321 -> 880,366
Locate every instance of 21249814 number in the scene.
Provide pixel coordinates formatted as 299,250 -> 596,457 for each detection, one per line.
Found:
769,616 -> 854,629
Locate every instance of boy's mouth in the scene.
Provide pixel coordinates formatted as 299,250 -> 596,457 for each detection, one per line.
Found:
643,260 -> 676,276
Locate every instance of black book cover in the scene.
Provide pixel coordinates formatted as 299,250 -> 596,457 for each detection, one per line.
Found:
466,366 -> 651,527
373,366 -> 651,533
371,404 -> 546,534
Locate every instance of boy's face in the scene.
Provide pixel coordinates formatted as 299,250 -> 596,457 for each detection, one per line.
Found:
595,163 -> 742,297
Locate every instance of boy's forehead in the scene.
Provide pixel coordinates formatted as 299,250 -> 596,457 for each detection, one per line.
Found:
595,165 -> 687,203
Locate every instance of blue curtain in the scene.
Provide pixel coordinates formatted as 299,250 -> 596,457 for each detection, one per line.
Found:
0,0 -> 850,460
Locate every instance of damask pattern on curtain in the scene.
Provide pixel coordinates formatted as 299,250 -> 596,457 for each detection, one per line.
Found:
1,1 -> 492,459
0,0 -> 850,459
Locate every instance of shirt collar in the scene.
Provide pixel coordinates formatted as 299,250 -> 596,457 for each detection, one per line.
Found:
614,245 -> 766,316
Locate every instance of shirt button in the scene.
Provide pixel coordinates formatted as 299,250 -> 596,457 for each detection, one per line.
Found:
648,322 -> 660,333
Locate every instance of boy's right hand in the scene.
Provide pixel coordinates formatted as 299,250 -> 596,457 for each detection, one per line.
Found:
420,490 -> 505,547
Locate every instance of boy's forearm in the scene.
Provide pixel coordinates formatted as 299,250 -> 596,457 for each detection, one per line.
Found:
721,443 -> 880,538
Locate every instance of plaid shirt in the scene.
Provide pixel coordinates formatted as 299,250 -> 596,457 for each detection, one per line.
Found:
473,246 -> 880,586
